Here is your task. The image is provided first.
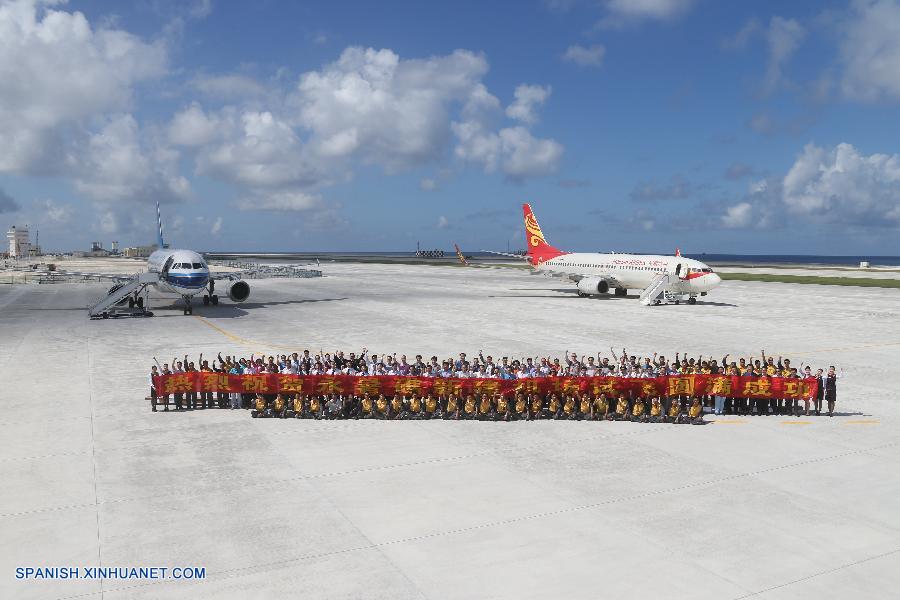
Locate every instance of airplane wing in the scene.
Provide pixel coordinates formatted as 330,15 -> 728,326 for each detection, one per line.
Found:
6,265 -> 136,282
480,250 -> 529,261
208,271 -> 245,281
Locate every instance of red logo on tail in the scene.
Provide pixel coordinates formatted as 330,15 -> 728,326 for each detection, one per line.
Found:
522,204 -> 566,265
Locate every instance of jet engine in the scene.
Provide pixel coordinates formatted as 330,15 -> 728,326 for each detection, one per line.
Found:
226,280 -> 250,303
577,277 -> 609,295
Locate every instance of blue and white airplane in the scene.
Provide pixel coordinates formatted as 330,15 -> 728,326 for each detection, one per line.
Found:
48,202 -> 251,317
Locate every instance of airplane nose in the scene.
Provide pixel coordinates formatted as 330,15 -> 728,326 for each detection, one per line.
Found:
710,273 -> 722,288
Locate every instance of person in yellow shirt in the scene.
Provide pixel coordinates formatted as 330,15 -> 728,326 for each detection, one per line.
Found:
613,395 -> 629,421
667,396 -> 682,423
648,397 -> 663,423
688,397 -> 705,425
630,396 -> 646,422
593,394 -> 609,421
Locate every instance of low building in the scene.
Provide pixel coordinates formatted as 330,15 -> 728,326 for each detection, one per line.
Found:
123,245 -> 157,258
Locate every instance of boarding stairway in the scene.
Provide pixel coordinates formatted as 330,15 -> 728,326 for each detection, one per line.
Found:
88,272 -> 158,318
639,273 -> 670,306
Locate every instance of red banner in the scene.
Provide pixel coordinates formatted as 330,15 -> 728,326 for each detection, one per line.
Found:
153,373 -> 818,400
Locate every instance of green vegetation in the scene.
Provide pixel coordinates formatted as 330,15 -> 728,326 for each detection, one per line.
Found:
719,272 -> 900,288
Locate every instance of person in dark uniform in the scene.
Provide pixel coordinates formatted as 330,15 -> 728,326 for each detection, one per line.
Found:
184,357 -> 198,409
814,368 -> 825,416
149,365 -> 160,412
825,366 -> 840,417
199,357 -> 214,409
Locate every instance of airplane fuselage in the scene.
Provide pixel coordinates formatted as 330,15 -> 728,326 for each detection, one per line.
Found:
536,252 -> 722,294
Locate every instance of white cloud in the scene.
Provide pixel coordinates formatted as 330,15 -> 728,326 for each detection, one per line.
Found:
236,190 -> 322,212
722,17 -> 761,51
189,0 -> 213,19
42,198 -> 73,224
598,0 -> 695,29
292,47 -> 492,169
195,109 -> 326,189
436,215 -> 449,229
506,85 -> 551,125
420,178 -> 437,191
453,123 -> 563,180
718,142 -> 900,230
72,114 -> 190,205
0,0 -> 167,173
721,202 -> 753,228
190,74 -> 266,99
210,216 -> 222,235
782,142 -> 900,224
762,16 -> 805,96
174,46 -> 563,210
168,102 -> 221,147
839,0 -> 900,102
563,44 -> 606,67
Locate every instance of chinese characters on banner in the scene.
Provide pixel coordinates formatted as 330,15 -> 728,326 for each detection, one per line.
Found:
154,374 -> 818,400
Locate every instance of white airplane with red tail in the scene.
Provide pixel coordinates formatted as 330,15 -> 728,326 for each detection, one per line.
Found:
513,203 -> 721,305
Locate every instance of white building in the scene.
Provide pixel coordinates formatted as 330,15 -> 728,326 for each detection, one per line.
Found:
7,225 -> 31,259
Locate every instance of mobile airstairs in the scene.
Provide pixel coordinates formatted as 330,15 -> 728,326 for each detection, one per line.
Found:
639,273 -> 670,306
88,272 -> 158,319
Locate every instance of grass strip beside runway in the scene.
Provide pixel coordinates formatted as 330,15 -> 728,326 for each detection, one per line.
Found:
719,273 -> 900,288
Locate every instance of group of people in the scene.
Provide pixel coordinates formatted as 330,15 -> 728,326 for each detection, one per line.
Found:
248,391 -> 710,424
149,347 -> 841,417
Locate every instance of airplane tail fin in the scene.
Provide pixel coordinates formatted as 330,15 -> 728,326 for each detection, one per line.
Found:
522,203 -> 565,266
155,200 -> 166,249
454,244 -> 469,266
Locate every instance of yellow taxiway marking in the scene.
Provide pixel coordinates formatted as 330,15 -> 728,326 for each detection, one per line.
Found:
193,316 -> 295,351
845,420 -> 880,425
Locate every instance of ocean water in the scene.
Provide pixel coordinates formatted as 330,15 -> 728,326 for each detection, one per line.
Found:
207,250 -> 900,267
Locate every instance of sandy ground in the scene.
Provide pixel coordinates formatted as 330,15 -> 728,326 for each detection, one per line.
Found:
1,262 -> 898,600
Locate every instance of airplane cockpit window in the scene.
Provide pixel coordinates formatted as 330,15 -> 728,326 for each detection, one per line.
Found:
192,263 -> 202,269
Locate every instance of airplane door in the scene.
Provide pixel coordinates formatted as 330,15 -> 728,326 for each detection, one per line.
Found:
162,256 -> 174,276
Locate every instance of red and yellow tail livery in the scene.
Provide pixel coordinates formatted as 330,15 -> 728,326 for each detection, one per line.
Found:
523,203 -> 567,266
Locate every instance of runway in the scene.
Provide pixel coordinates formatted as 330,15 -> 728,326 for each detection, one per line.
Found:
1,262 -> 899,599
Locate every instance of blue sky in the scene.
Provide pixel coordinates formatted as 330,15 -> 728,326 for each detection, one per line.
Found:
2,0 -> 900,254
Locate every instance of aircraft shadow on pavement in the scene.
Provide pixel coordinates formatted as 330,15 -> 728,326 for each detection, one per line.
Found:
152,297 -> 348,318
495,290 -> 738,307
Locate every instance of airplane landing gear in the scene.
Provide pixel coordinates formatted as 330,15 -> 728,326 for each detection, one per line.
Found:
183,296 -> 193,316
688,296 -> 697,305
614,287 -> 627,297
204,281 -> 218,306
